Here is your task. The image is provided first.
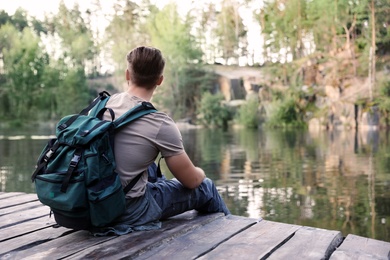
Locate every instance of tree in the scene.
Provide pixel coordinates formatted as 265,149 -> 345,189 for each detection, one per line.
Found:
215,0 -> 247,64
374,0 -> 390,55
0,10 -> 12,27
10,8 -> 29,32
147,3 -> 207,119
104,0 -> 151,75
51,1 -> 97,73
198,92 -> 230,128
257,0 -> 372,61
0,24 -> 48,120
258,0 -> 310,62
0,7 -> 93,122
192,2 -> 226,64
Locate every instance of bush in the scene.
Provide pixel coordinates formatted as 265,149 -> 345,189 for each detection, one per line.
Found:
198,92 -> 231,128
375,79 -> 390,127
265,98 -> 306,128
236,98 -> 260,129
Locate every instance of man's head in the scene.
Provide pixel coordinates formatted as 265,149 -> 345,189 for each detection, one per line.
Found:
126,46 -> 165,89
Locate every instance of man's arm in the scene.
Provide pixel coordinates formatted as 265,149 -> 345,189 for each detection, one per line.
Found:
165,152 -> 206,189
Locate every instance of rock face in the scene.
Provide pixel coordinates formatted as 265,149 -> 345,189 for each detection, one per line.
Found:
213,58 -> 385,130
307,74 -> 380,131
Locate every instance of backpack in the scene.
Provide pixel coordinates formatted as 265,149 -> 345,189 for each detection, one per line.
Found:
31,91 -> 157,230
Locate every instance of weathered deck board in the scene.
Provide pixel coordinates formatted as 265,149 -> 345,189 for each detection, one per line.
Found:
330,234 -> 390,260
0,205 -> 50,228
0,225 -> 70,255
4,229 -> 115,259
132,215 -> 258,260
66,212 -> 224,259
0,192 -> 389,260
1,216 -> 56,242
197,220 -> 301,259
0,200 -> 43,216
0,192 -> 24,200
267,226 -> 343,260
0,193 -> 38,209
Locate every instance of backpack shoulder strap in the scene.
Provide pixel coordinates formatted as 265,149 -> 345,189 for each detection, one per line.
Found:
58,91 -> 111,131
113,102 -> 157,194
88,91 -> 111,117
123,172 -> 143,194
114,101 -> 157,129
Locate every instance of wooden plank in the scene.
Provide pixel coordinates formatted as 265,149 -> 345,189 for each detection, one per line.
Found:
64,211 -> 224,259
198,220 -> 301,260
0,225 -> 71,256
0,192 -> 24,200
0,193 -> 389,260
133,215 -> 259,260
0,193 -> 38,209
0,204 -> 50,228
0,216 -> 57,242
0,200 -> 43,216
267,226 -> 343,259
3,229 -> 115,260
330,234 -> 390,260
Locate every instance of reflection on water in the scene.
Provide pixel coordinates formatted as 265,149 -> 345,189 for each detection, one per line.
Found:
180,127 -> 390,242
1,126 -> 389,242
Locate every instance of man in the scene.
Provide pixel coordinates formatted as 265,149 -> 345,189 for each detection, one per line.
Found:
97,46 -> 230,235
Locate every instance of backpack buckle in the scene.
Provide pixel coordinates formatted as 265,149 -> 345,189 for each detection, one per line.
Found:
70,154 -> 81,168
44,149 -> 55,162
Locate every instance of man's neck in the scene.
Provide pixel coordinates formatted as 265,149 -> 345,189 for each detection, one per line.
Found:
126,84 -> 155,101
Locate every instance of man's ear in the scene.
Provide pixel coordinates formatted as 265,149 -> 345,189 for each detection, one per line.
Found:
156,75 -> 164,86
125,69 -> 131,81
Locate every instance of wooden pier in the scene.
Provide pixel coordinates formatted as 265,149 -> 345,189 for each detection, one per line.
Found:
1,192 -> 389,259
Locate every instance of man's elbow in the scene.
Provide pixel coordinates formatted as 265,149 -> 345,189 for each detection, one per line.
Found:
184,181 -> 202,189
183,174 -> 205,189
183,180 -> 203,190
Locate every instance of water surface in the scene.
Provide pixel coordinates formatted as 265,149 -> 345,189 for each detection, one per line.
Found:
1,126 -> 389,242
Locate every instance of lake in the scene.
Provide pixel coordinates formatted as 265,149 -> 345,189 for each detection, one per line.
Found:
1,125 -> 389,242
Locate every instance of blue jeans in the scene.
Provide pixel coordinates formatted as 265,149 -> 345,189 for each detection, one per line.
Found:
91,163 -> 230,236
147,163 -> 230,219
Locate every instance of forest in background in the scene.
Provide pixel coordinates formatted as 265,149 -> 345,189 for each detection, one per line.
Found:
0,0 -> 389,128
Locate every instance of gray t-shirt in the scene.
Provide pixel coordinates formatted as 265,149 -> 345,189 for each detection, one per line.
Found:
104,92 -> 184,198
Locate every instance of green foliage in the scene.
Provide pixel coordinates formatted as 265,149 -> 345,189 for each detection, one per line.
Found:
236,98 -> 260,129
55,67 -> 90,116
373,0 -> 390,54
198,92 -> 231,128
8,8 -> 29,31
259,0 -> 311,60
265,97 -> 306,128
257,0 -> 389,63
51,2 -> 97,70
0,0 -> 389,126
215,0 -> 247,63
0,24 -> 47,120
0,19 -> 92,122
148,3 -> 201,64
378,80 -> 390,98
146,3 -> 207,119
104,0 -> 149,75
375,79 -> 390,126
175,66 -> 216,119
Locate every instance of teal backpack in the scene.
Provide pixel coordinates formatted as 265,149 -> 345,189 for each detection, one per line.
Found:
31,91 -> 157,230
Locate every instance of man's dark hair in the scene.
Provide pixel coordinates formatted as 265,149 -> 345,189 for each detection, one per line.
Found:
126,46 -> 165,89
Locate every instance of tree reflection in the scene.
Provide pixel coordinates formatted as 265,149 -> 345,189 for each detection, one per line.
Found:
0,127 -> 389,241
180,127 -> 390,242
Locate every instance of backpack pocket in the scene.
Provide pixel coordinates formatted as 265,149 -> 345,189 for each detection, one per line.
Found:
35,172 -> 87,212
87,172 -> 126,227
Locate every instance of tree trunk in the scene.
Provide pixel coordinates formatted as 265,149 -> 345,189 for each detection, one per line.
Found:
370,0 -> 376,99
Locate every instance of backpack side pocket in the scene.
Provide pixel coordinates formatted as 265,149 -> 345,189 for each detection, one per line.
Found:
87,172 -> 126,227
